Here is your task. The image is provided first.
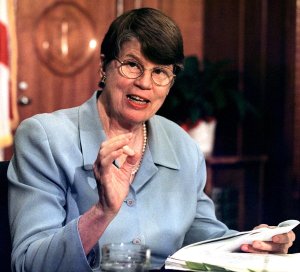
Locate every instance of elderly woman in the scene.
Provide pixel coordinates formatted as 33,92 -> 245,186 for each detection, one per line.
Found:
8,7 -> 295,272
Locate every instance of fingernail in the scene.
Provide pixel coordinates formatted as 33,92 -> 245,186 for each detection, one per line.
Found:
123,145 -> 135,156
241,244 -> 248,251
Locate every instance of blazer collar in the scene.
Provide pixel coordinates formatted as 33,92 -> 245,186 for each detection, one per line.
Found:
79,92 -> 180,171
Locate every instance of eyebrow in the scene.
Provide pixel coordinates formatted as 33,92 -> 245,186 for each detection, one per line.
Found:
121,53 -> 140,61
121,54 -> 174,70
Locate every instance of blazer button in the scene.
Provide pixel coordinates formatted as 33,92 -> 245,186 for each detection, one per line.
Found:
132,238 -> 141,244
126,199 -> 135,207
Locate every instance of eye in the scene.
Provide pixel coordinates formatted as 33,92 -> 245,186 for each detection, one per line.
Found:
153,67 -> 170,77
124,60 -> 141,70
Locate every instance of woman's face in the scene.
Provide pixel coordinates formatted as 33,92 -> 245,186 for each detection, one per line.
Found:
100,38 -> 173,126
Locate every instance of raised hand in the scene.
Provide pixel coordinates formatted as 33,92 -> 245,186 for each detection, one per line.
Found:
93,133 -> 141,215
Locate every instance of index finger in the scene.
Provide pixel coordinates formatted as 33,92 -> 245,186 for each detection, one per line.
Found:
101,133 -> 133,149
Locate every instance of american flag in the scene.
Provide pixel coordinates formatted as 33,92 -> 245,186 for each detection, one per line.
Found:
0,0 -> 19,159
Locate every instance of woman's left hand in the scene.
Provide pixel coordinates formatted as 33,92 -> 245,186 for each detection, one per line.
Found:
241,224 -> 296,254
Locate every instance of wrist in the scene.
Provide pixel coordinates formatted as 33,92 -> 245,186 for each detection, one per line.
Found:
93,202 -> 117,222
78,204 -> 115,255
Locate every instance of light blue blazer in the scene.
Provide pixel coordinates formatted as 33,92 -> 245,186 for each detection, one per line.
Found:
8,91 -> 232,272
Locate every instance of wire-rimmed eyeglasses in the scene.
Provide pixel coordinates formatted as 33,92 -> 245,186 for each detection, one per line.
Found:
115,58 -> 175,86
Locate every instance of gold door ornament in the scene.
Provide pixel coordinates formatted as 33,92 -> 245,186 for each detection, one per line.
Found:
34,2 -> 98,76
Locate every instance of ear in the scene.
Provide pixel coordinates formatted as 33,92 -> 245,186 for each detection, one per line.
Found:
99,54 -> 106,76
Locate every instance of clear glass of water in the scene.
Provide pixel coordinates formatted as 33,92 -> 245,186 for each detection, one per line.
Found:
100,243 -> 151,272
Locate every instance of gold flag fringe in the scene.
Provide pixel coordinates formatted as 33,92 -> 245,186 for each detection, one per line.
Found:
8,0 -> 19,131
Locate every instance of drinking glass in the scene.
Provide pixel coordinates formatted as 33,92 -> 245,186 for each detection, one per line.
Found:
100,243 -> 151,272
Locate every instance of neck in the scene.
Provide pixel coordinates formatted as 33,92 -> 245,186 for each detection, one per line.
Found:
97,95 -> 143,135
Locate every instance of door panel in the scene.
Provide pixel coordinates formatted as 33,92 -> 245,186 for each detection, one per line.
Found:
16,0 -> 116,121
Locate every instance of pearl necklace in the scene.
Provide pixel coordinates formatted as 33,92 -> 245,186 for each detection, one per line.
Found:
131,123 -> 147,176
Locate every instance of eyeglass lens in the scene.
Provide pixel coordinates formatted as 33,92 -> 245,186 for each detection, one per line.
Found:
117,59 -> 174,86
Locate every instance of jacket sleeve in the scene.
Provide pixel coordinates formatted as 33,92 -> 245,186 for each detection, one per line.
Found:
8,117 -> 97,272
182,144 -> 237,246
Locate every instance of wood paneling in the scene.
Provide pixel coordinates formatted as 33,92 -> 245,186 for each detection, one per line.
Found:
204,0 -> 240,65
203,0 -> 300,251
293,0 -> 300,221
295,1 -> 300,186
121,0 -> 204,59
160,0 -> 204,59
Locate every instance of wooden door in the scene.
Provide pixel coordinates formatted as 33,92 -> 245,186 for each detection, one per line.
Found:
15,0 -> 116,121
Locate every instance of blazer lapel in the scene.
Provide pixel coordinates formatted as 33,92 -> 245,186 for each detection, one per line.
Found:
78,92 -> 106,170
132,116 -> 180,192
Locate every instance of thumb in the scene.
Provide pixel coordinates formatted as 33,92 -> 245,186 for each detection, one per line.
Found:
121,152 -> 141,175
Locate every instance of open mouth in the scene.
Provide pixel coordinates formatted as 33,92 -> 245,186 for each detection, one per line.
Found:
126,95 -> 150,104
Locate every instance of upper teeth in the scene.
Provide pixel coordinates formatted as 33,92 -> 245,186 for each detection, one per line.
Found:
128,95 -> 147,102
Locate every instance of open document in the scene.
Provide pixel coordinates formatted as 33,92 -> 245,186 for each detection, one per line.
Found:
165,219 -> 300,272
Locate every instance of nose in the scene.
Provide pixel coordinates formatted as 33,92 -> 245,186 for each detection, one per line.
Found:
134,70 -> 153,89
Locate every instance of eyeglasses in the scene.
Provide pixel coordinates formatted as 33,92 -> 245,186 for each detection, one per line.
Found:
115,58 -> 175,86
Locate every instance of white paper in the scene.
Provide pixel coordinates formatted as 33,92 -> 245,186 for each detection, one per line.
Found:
166,252 -> 300,272
165,219 -> 300,271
